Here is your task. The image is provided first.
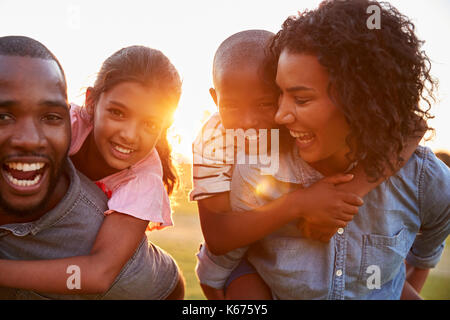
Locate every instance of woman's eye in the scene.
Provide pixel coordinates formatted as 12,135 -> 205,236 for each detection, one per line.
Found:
294,98 -> 310,106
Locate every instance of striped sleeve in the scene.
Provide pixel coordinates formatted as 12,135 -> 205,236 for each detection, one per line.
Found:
189,113 -> 234,201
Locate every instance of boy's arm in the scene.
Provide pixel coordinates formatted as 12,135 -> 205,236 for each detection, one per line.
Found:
337,130 -> 424,197
302,131 -> 425,242
198,174 -> 362,255
0,213 -> 147,294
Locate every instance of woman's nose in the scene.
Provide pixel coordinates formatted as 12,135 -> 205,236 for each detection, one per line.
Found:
275,96 -> 296,125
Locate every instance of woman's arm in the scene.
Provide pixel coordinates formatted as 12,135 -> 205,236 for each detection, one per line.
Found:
0,212 -> 148,294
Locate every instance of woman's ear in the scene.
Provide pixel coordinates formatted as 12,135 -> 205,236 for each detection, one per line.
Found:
209,87 -> 218,107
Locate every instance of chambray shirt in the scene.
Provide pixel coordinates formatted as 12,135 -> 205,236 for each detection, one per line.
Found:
0,160 -> 179,300
237,146 -> 449,299
196,145 -> 450,299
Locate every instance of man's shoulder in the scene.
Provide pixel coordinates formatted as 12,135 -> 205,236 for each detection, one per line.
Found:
76,170 -> 108,215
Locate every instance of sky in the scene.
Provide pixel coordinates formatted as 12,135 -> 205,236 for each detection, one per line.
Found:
1,0 -> 449,161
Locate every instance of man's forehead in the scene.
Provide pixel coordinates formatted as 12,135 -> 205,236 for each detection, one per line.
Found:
0,55 -> 66,98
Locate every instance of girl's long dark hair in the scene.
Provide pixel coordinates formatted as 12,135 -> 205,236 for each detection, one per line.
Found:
86,45 -> 181,195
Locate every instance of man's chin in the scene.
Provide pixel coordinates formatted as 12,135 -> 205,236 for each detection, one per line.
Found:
0,195 -> 53,218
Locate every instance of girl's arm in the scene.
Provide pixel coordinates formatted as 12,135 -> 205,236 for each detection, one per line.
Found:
0,212 -> 148,294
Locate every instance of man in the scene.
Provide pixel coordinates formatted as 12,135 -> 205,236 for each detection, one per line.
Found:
0,36 -> 183,299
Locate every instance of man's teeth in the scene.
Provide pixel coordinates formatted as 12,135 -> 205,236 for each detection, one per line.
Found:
289,130 -> 315,142
6,162 -> 45,172
114,145 -> 134,154
6,172 -> 41,187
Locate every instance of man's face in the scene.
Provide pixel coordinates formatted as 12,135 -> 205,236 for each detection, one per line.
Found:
0,56 -> 70,216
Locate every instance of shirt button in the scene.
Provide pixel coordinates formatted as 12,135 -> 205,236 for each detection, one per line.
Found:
336,269 -> 343,277
337,228 -> 344,234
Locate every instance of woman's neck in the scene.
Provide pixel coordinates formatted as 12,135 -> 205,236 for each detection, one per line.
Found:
70,132 -> 119,181
309,147 -> 354,177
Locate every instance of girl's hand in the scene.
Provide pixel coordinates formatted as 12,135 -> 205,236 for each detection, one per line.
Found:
290,173 -> 364,229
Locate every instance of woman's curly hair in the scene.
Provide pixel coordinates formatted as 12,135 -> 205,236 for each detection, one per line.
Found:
268,0 -> 436,180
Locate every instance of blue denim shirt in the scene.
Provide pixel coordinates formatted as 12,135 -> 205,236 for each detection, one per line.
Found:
227,146 -> 449,299
0,160 -> 179,300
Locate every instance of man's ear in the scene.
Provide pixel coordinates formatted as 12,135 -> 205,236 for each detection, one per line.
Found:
209,88 -> 218,107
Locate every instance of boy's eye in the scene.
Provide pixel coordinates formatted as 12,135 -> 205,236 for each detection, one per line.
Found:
258,102 -> 277,108
221,105 -> 239,111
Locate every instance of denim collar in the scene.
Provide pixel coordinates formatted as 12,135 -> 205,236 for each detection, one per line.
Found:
0,159 -> 81,237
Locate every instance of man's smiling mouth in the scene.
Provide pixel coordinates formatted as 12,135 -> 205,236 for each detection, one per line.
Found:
2,161 -> 47,188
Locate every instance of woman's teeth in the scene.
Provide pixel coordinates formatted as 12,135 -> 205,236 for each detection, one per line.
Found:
5,172 -> 42,187
289,130 -> 315,142
6,162 -> 45,172
114,145 -> 134,154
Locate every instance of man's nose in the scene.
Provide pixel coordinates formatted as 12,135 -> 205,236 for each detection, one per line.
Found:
275,95 -> 296,125
10,118 -> 46,151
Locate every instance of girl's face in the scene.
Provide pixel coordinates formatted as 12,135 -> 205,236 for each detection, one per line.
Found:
90,81 -> 168,171
274,51 -> 352,175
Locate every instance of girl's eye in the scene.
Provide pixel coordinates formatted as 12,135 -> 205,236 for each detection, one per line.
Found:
145,121 -> 159,131
109,108 -> 124,117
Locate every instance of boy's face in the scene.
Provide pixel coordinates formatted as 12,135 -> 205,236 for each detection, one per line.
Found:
210,64 -> 279,132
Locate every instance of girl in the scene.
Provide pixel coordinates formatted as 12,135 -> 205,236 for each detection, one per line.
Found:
0,45 -> 184,298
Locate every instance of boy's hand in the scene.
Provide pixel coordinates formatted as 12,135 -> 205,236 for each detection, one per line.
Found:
291,173 -> 364,229
297,220 -> 338,243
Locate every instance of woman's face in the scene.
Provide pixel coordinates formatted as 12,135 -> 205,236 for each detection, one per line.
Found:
91,81 -> 168,171
274,51 -> 352,174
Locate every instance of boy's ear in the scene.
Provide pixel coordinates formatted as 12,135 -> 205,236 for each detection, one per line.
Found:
209,88 -> 218,107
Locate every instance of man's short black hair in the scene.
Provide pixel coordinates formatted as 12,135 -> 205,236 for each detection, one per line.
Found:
212,30 -> 274,88
0,36 -> 67,98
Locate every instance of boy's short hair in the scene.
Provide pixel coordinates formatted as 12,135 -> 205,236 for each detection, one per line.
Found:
212,29 -> 274,88
0,35 -> 67,98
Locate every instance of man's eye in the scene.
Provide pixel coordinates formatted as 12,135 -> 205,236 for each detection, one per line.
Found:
43,114 -> 62,121
0,113 -> 13,122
